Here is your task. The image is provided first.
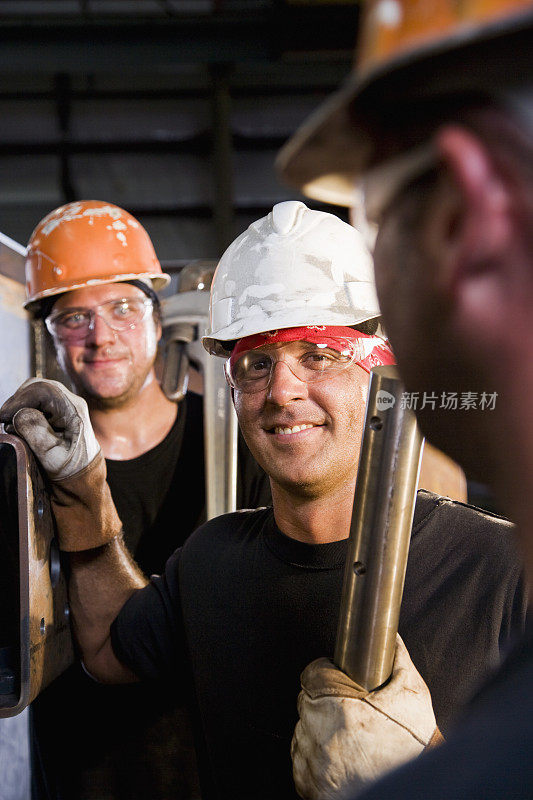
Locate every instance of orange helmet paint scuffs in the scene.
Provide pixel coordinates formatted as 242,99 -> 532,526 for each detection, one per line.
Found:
25,200 -> 170,310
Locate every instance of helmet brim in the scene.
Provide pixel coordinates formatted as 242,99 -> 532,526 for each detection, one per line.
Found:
277,8 -> 533,206
25,272 -> 171,313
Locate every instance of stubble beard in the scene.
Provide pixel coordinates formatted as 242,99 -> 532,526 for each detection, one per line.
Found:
71,358 -> 156,412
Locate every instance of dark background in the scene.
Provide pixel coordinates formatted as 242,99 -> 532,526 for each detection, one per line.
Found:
0,0 -> 360,291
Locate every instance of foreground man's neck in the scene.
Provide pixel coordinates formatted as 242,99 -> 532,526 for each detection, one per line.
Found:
88,376 -> 178,460
271,477 -> 356,545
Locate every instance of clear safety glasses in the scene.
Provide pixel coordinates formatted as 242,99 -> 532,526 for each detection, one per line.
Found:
45,296 -> 153,343
225,339 -> 360,394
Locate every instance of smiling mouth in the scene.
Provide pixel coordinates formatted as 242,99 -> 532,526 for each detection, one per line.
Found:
84,354 -> 126,362
83,358 -> 125,367
272,423 -> 320,435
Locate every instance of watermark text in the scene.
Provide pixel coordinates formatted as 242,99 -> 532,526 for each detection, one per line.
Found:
400,391 -> 497,411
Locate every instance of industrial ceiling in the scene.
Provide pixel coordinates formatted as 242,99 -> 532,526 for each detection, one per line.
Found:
0,0 -> 359,288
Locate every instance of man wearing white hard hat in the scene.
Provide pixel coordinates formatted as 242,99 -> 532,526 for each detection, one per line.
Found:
0,201 -> 527,800
20,200 -> 205,800
277,1 -> 533,798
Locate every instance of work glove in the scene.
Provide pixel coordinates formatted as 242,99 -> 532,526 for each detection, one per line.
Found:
1,378 -> 99,479
0,378 -> 122,551
292,635 -> 443,800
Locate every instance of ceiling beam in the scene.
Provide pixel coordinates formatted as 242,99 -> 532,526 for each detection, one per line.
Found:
0,7 -> 358,73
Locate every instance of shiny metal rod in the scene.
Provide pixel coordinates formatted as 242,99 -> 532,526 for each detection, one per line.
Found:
161,266 -> 238,520
203,355 -> 238,520
334,365 -> 423,692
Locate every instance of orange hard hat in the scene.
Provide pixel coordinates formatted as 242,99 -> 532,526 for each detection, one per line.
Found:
25,200 -> 170,310
277,0 -> 533,206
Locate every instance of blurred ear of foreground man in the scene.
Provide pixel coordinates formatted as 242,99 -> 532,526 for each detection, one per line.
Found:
0,200 -> 527,800
22,200 -> 270,800
278,1 -> 533,798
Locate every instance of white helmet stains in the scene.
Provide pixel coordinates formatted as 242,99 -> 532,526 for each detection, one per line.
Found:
203,201 -> 380,356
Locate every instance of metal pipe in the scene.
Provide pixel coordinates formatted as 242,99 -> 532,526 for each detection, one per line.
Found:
161,268 -> 238,520
334,365 -> 423,692
203,355 -> 238,519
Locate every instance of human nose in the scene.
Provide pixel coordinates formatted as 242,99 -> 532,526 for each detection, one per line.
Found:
85,310 -> 117,346
266,360 -> 308,406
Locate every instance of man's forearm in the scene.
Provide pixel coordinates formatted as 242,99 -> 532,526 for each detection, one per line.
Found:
0,381 -> 150,683
68,536 -> 147,683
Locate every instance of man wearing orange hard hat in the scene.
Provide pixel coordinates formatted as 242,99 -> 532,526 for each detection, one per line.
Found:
24,200 -> 204,800
24,200 -> 269,800
278,2 -> 533,798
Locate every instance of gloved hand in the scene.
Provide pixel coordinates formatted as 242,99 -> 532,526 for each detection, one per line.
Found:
292,635 -> 442,800
0,378 -> 122,551
0,378 -> 99,479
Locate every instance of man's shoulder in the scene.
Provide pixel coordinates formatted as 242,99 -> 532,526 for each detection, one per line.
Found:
184,390 -> 203,416
413,489 -> 517,562
414,488 -> 513,533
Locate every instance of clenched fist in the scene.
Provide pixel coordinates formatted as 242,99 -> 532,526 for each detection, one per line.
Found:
1,378 -> 99,480
1,378 -> 121,551
292,636 -> 442,799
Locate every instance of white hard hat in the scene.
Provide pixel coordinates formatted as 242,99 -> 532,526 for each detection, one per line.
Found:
203,201 -> 380,356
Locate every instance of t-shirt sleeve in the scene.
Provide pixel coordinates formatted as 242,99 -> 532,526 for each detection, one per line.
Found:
110,548 -> 187,683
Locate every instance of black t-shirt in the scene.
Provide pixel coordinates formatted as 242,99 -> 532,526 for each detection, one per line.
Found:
105,391 -> 206,575
32,392 -> 271,800
111,492 -> 528,800
106,391 -> 271,575
355,621 -> 533,800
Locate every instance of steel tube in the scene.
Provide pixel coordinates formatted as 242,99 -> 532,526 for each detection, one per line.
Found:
203,356 -> 238,519
334,365 -> 423,692
161,277 -> 238,520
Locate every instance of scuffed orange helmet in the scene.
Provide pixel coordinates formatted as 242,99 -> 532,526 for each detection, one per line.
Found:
25,200 -> 170,310
278,0 -> 533,206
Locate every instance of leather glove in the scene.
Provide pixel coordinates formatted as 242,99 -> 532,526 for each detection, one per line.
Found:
0,378 -> 122,551
292,635 -> 442,800
0,378 -> 99,479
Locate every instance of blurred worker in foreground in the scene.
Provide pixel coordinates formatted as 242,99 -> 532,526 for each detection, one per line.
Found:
1,200 -> 527,799
23,200 -> 269,800
278,1 -> 533,798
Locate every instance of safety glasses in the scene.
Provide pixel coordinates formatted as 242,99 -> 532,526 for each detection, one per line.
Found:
225,339 -> 361,394
45,296 -> 153,343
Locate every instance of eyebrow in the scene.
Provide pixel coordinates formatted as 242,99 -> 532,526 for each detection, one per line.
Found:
248,341 -> 338,355
53,297 -> 138,313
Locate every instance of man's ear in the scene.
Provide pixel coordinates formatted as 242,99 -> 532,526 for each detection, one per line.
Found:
425,125 -> 513,328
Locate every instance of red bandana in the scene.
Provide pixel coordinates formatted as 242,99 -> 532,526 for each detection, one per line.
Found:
230,325 -> 395,374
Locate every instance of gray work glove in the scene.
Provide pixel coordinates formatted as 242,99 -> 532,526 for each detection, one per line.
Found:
292,635 -> 442,800
0,378 -> 99,479
0,378 -> 122,551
